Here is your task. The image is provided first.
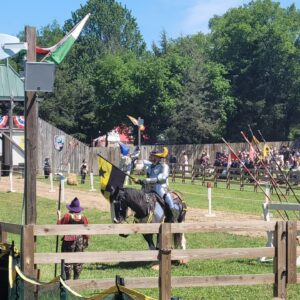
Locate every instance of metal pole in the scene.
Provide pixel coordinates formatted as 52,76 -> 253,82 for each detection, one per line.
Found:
9,96 -> 14,175
138,117 -> 141,149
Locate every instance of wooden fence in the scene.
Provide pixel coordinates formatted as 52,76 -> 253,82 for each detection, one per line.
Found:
34,118 -> 292,176
1,220 -> 299,299
170,164 -> 300,193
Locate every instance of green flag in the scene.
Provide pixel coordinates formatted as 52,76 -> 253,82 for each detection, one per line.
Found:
42,14 -> 90,64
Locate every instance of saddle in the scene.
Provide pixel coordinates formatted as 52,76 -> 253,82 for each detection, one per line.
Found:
148,191 -> 184,222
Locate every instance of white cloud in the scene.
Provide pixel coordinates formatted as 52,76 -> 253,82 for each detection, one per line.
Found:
181,0 -> 249,35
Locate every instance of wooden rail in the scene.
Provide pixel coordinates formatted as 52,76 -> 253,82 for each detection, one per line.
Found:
0,220 -> 298,300
173,163 -> 300,194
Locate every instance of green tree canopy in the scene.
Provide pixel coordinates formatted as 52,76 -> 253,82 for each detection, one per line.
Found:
209,0 -> 300,141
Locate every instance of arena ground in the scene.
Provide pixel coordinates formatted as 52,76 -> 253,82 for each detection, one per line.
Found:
0,176 -> 267,237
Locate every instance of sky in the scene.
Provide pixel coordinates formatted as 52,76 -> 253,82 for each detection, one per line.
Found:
0,0 -> 298,48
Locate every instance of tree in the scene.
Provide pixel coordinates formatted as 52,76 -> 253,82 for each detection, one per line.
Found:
209,0 -> 300,141
162,34 -> 234,144
39,0 -> 146,143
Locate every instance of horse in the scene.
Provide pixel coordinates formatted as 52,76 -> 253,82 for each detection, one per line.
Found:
111,187 -> 187,251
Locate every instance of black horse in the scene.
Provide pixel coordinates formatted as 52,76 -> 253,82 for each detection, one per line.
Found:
111,187 -> 187,251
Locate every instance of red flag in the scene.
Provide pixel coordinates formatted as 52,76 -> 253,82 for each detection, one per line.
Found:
227,152 -> 238,168
249,144 -> 255,162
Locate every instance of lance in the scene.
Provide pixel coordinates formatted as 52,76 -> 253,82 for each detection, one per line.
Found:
54,174 -> 63,277
257,129 -> 300,204
222,137 -> 287,220
241,131 -> 298,220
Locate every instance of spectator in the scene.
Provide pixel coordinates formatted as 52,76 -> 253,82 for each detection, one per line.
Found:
181,151 -> 189,173
43,158 -> 51,179
57,197 -> 89,280
169,153 -> 177,173
80,159 -> 88,184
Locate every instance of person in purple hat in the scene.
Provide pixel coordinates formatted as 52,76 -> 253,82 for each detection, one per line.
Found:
57,197 -> 89,280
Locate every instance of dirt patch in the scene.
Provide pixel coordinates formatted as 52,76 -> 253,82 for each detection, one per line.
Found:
0,176 -> 110,211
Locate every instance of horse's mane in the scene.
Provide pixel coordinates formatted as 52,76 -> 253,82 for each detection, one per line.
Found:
124,188 -> 145,204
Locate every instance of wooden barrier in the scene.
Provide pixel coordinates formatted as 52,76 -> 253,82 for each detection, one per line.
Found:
0,220 -> 299,300
170,164 -> 300,195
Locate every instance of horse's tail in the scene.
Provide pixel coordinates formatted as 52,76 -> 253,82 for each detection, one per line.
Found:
171,191 -> 187,223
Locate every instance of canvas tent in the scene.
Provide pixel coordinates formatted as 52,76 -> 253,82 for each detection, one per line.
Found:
94,127 -> 133,146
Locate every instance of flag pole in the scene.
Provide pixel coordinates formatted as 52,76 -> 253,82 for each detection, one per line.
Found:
98,154 -> 138,183
54,177 -> 62,277
138,117 -> 141,150
221,137 -> 287,220
241,131 -> 298,220
257,129 -> 300,204
40,13 -> 90,62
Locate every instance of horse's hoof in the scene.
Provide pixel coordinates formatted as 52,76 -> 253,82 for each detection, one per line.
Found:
151,264 -> 160,271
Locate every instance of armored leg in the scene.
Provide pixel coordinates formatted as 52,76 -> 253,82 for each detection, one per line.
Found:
164,193 -> 178,222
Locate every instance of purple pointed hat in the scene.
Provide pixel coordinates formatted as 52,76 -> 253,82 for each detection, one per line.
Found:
67,197 -> 84,213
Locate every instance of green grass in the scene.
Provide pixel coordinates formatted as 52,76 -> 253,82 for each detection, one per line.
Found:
2,178 -> 300,299
169,180 -> 300,219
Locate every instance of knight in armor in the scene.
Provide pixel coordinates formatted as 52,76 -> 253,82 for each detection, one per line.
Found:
138,147 -> 178,222
119,143 -> 131,185
57,197 -> 89,280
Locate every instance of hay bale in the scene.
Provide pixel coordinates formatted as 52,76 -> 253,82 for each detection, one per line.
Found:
67,173 -> 78,185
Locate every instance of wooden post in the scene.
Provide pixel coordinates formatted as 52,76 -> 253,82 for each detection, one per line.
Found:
286,221 -> 297,284
24,26 -> 37,225
273,221 -> 287,299
23,26 -> 37,300
159,223 -> 172,300
0,223 -> 7,243
21,225 -> 35,300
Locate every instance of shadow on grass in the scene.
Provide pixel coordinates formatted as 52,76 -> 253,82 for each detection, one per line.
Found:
86,261 -> 156,271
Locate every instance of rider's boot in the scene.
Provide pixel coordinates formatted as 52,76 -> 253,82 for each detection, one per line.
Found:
170,208 -> 179,223
164,193 -> 178,222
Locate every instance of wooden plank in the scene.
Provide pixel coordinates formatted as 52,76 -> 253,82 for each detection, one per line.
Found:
33,223 -> 160,236
286,221 -> 297,284
171,274 -> 275,287
1,132 -> 24,153
159,223 -> 172,300
171,247 -> 275,260
35,247 -> 275,264
268,203 -> 300,211
61,273 -> 275,291
0,222 -> 23,235
0,224 -> 7,243
34,250 -> 159,264
34,221 -> 276,236
170,221 -> 276,233
65,277 -> 159,290
273,221 -> 286,299
21,224 -> 35,300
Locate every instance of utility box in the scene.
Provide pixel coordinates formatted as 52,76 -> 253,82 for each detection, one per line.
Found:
25,62 -> 55,92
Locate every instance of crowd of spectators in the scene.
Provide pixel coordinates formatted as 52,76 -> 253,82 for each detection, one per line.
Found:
210,145 -> 300,172
167,145 -> 300,175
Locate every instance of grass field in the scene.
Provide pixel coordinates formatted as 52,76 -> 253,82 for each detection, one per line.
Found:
38,173 -> 300,218
2,177 -> 300,299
